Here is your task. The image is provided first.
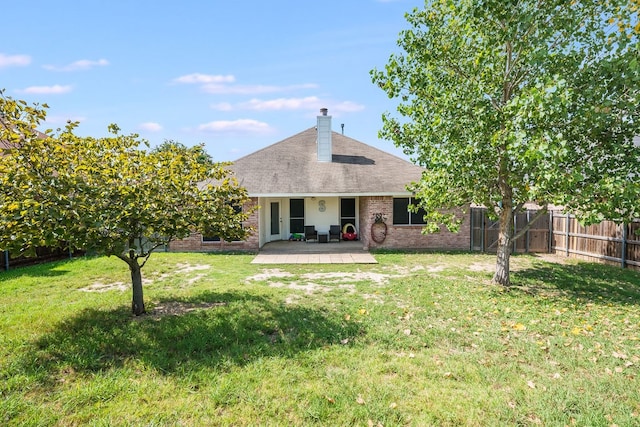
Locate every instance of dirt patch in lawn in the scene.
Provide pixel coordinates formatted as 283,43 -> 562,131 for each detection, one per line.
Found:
174,263 -> 211,274
385,264 -> 444,275
80,263 -> 212,292
245,269 -> 402,286
146,301 -> 227,318
302,271 -> 396,284
268,281 -> 356,295
468,254 -> 571,273
468,262 -> 495,272
146,263 -> 211,285
245,268 -> 294,282
79,282 -> 128,293
245,268 -> 405,304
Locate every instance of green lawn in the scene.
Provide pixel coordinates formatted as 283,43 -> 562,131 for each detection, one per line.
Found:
1,251 -> 639,426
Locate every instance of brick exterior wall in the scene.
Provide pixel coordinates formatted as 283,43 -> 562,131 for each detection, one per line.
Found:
168,197 -> 260,252
169,196 -> 471,253
359,196 -> 470,251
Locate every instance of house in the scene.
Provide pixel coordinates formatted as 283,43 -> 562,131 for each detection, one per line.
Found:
170,109 -> 470,252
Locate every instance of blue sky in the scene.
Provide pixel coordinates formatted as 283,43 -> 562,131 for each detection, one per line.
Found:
2,0 -> 423,161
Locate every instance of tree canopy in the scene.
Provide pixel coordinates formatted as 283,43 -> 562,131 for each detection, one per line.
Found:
0,92 -> 251,314
372,0 -> 640,285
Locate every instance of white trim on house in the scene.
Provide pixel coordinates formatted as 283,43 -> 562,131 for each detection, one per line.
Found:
255,195 -> 362,246
248,192 -> 415,198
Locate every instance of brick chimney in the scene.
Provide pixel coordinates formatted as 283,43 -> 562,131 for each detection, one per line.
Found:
317,108 -> 332,162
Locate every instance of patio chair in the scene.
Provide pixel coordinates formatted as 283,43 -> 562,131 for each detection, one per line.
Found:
304,225 -> 318,242
329,225 -> 341,242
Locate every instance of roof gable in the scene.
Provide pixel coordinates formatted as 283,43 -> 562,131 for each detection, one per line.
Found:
229,127 -> 424,196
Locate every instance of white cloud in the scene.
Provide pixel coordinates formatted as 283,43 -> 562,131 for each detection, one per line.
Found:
0,53 -> 31,68
174,73 -> 317,96
174,73 -> 236,84
210,97 -> 365,114
210,102 -> 234,111
43,59 -> 109,72
138,122 -> 163,132
331,101 -> 366,113
19,85 -> 72,95
201,83 -> 317,95
197,119 -> 272,134
241,96 -> 322,111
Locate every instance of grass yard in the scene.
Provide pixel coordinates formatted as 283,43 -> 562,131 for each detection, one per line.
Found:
1,251 -> 639,426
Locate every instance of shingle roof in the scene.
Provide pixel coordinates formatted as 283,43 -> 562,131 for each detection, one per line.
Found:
228,127 -> 424,196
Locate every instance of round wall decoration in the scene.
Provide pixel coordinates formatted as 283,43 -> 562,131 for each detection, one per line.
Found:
318,200 -> 326,212
371,221 -> 387,243
371,213 -> 387,244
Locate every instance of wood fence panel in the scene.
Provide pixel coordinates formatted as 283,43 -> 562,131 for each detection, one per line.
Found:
514,212 -> 528,252
626,222 -> 640,268
470,209 -> 484,251
552,215 -> 567,253
524,212 -> 550,253
471,208 -> 550,253
551,213 -> 639,270
528,229 -> 549,253
466,208 -> 639,270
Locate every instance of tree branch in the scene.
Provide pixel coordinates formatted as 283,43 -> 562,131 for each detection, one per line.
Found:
485,204 -> 549,250
138,240 -> 169,269
115,253 -> 134,268
512,204 -> 549,241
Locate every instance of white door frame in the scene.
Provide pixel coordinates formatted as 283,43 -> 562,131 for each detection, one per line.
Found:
268,199 -> 283,242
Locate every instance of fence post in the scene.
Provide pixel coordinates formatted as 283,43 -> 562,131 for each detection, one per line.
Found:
565,213 -> 570,257
469,208 -> 474,251
513,212 -> 517,253
481,209 -> 486,252
622,223 -> 628,269
525,210 -> 530,253
548,211 -> 553,253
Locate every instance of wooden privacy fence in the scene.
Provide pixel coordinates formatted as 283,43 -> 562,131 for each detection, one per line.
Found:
551,213 -> 640,269
470,208 -> 640,270
470,208 -> 551,254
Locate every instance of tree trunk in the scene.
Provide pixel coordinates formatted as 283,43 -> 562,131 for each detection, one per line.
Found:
130,261 -> 146,316
493,201 -> 513,286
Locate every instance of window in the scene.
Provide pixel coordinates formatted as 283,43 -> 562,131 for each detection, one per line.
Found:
393,197 -> 426,225
340,198 -> 356,228
202,204 -> 243,242
289,199 -> 305,233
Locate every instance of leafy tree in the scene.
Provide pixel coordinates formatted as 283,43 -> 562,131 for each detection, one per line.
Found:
0,92 -> 251,314
153,139 -> 214,165
372,0 -> 640,285
0,93 -> 68,254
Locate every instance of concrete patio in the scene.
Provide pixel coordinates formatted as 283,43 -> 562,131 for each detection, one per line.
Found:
251,240 -> 377,264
